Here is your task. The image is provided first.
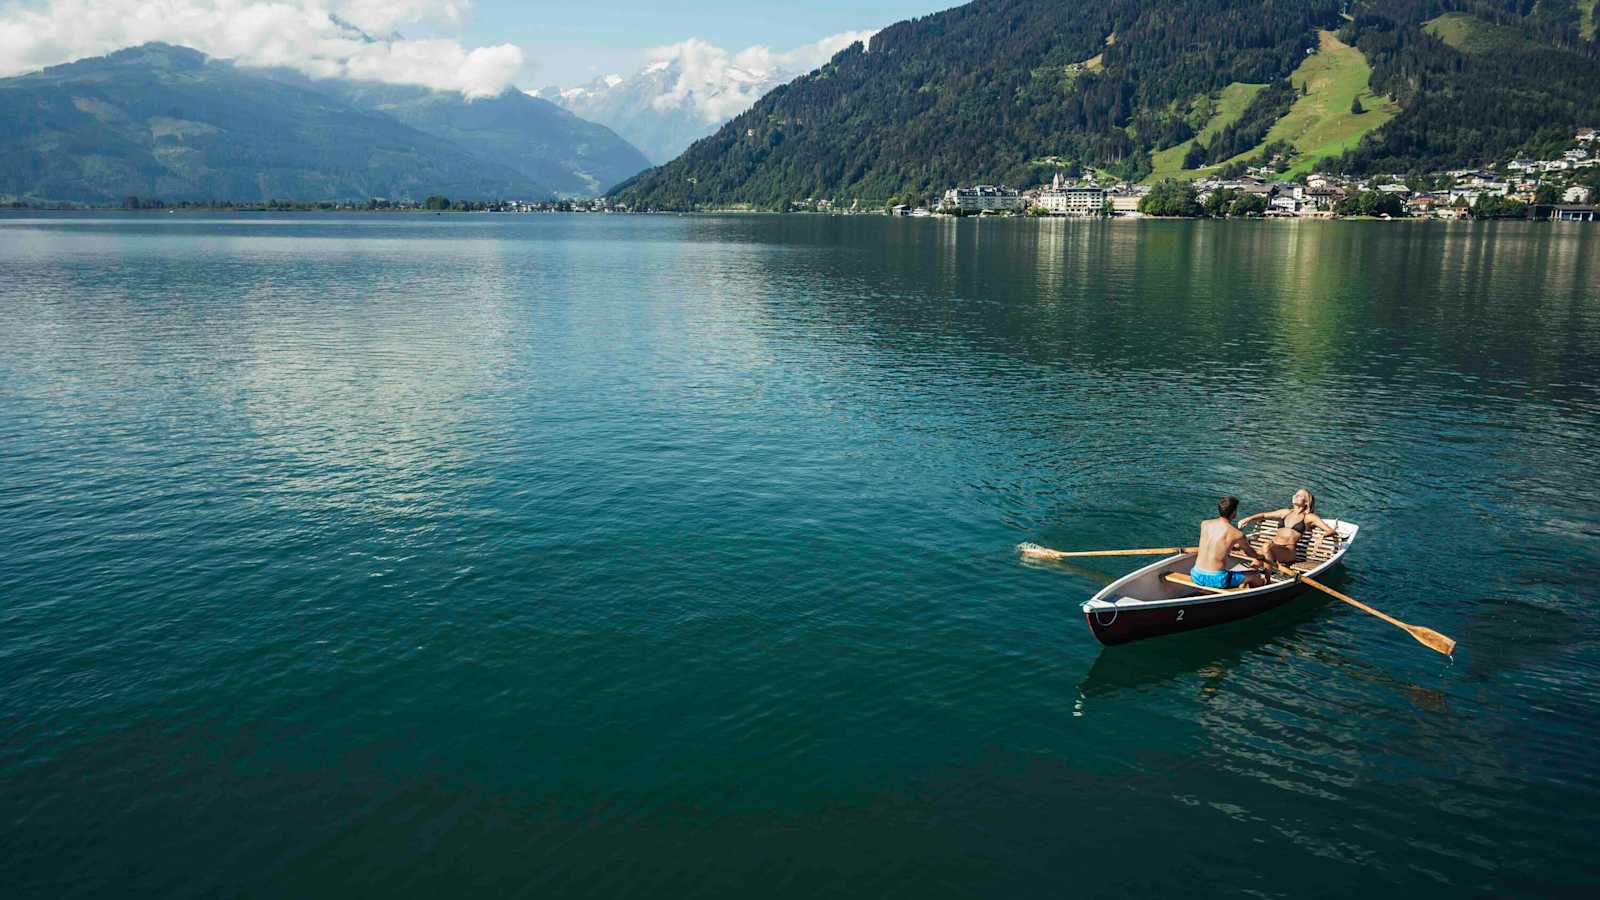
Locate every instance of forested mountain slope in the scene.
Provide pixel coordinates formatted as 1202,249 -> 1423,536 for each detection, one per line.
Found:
0,43 -> 653,204
0,44 -> 549,204
311,81 -> 649,197
612,0 -> 1600,209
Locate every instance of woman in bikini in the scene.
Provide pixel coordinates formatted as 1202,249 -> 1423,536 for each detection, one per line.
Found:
1239,489 -> 1338,568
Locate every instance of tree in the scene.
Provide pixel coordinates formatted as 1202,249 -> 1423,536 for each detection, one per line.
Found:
1350,96 -> 1364,115
1230,192 -> 1268,216
1534,183 -> 1561,205
424,195 -> 450,210
1139,178 -> 1202,217
1369,191 -> 1404,217
1472,194 -> 1527,219
1202,187 -> 1236,217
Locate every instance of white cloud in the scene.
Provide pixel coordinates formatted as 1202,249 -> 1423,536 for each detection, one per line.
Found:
0,0 -> 520,98
645,29 -> 875,123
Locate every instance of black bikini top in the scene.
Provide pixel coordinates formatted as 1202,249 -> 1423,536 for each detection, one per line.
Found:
1282,512 -> 1308,534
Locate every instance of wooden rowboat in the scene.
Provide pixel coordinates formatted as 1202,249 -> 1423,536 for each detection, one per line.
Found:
1081,519 -> 1359,646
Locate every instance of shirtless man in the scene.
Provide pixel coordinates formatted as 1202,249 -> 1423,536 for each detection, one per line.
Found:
1191,496 -> 1272,590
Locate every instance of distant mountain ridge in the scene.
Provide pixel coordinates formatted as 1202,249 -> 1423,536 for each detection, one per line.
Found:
299,78 -> 651,196
0,43 -> 651,203
535,54 -> 801,165
611,0 -> 1600,210
534,32 -> 876,165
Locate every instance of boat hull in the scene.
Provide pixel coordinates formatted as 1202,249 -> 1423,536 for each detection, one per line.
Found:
1083,579 -> 1310,645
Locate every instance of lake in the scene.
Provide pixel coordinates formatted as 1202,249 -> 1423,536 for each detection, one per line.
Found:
2,212 -> 1598,897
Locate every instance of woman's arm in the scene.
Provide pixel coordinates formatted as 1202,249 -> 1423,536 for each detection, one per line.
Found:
1240,508 -> 1288,527
1309,513 -> 1339,539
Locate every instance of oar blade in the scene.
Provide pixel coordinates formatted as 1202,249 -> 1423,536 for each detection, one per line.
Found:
1408,625 -> 1457,657
1017,542 -> 1062,560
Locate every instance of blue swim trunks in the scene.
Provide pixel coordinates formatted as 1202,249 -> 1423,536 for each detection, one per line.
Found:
1190,567 -> 1249,589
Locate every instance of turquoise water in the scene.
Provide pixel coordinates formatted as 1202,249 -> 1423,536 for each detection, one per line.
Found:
2,213 -> 1598,897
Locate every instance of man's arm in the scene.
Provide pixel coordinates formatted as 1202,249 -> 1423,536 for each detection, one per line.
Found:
1231,532 -> 1271,568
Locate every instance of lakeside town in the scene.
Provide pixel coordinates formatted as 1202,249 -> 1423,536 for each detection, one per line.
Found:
10,127 -> 1596,221
900,127 -> 1599,222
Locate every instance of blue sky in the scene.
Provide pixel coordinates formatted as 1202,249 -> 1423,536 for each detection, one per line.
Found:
460,1 -> 944,85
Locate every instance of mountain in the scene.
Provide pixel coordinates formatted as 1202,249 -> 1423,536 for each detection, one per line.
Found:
536,55 -> 797,165
0,43 -> 650,204
611,0 -> 1600,210
316,80 -> 651,196
534,33 -> 876,165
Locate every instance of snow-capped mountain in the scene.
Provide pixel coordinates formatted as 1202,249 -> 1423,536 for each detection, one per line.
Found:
534,31 -> 874,165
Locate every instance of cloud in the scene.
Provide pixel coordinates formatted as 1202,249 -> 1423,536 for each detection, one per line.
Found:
0,0 -> 521,98
644,29 -> 875,123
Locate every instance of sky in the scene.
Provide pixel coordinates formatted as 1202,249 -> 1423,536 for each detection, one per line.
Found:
0,1 -> 946,91
461,2 -> 938,86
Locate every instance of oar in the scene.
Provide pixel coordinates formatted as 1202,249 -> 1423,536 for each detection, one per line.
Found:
1018,543 -> 1196,560
1269,562 -> 1456,657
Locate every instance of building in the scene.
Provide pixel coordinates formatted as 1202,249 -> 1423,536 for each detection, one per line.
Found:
1107,185 -> 1145,212
1552,205 -> 1597,222
941,186 -> 1026,212
1303,187 -> 1343,211
1269,195 -> 1301,214
1578,127 -> 1598,142
1565,186 -> 1594,204
1036,184 -> 1107,216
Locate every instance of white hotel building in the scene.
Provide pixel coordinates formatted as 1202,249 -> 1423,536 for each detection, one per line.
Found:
941,186 -> 1026,212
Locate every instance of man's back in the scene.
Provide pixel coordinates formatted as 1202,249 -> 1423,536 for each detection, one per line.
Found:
1195,516 -> 1242,572
1190,495 -> 1269,590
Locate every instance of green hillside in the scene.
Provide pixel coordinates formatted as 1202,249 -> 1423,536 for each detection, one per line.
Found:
613,0 -> 1347,209
614,0 -> 1600,209
1148,82 -> 1265,181
1146,30 -> 1397,181
1266,30 -> 1397,176
1331,0 -> 1600,173
1423,12 -> 1536,53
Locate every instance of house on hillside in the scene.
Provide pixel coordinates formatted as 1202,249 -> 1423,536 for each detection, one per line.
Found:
1565,186 -> 1594,204
1576,127 -> 1597,143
